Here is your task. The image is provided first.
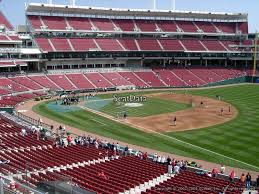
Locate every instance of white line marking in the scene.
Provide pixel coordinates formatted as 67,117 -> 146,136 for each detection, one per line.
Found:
90,117 -> 107,126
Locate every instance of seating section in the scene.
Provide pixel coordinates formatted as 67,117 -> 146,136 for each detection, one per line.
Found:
119,39 -> 139,51
0,34 -> 9,41
238,22 -> 248,34
159,39 -> 184,51
156,20 -> 178,32
66,74 -> 96,89
119,72 -> 148,87
144,170 -> 244,194
34,37 -> 254,53
101,72 -> 132,86
50,38 -> 72,51
137,39 -> 162,51
212,68 -> 245,79
41,16 -> 67,30
27,16 -> 244,35
22,156 -> 167,194
153,69 -> 187,87
27,15 -> 42,29
66,17 -> 92,30
195,21 -> 217,33
85,73 -> 113,88
171,68 -> 206,86
69,38 -> 98,51
35,38 -> 54,52
181,39 -> 206,51
47,74 -> 77,90
215,22 -> 236,34
135,20 -> 157,32
28,75 -> 60,90
176,21 -> 198,32
202,40 -> 227,51
0,78 -> 28,92
0,11 -> 13,30
134,71 -> 166,87
91,18 -> 115,31
9,76 -> 43,90
189,67 -> 223,83
112,19 -> 135,31
95,39 -> 123,51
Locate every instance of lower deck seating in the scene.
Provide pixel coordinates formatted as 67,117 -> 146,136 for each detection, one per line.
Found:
101,72 -> 132,86
66,74 -> 95,89
85,73 -> 114,88
144,170 -> 244,194
119,72 -> 148,87
22,156 -> 167,194
134,71 -> 166,87
47,74 -> 77,90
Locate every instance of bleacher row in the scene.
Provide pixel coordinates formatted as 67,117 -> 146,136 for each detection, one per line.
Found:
0,11 -> 13,30
0,34 -> 20,42
0,117 -> 244,194
35,37 -> 252,52
0,68 -> 246,94
28,15 -> 248,34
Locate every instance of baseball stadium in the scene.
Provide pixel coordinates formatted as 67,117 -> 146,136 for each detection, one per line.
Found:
0,0 -> 258,193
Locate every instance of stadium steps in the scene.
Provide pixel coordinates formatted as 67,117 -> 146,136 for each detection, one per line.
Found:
153,71 -> 168,87
186,69 -> 208,85
219,40 -> 230,51
82,73 -> 97,89
169,70 -> 190,86
134,39 -> 141,51
199,40 -> 209,51
193,21 -> 203,32
178,40 -> 187,51
13,156 -> 113,178
67,38 -> 75,51
132,72 -> 151,87
119,173 -> 171,194
99,73 -> 115,87
64,74 -> 78,89
48,39 -> 56,51
117,39 -> 127,51
156,39 -> 164,50
44,75 -> 63,90
93,39 -> 102,51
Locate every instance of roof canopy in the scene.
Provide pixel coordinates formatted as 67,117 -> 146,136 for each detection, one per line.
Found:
26,3 -> 248,22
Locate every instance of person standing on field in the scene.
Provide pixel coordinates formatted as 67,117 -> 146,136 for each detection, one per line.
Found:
173,116 -> 177,126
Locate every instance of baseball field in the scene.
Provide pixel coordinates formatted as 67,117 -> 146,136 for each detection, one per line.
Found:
32,84 -> 259,171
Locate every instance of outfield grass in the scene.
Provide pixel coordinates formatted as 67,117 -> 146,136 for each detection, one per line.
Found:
33,84 -> 259,171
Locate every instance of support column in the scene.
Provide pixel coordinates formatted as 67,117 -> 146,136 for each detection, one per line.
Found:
246,60 -> 248,68
225,59 -> 227,67
234,60 -> 237,67
163,59 -> 166,68
205,59 -> 208,67
185,60 -> 187,67
141,59 -> 143,67
37,62 -> 40,71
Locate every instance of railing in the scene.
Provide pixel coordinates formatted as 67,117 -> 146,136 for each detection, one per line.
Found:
14,111 -> 52,130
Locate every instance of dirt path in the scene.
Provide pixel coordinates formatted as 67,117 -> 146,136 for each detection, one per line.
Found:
126,93 -> 237,133
15,97 -> 259,180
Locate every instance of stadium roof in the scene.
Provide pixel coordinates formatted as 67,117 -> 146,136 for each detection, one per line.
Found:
26,3 -> 248,21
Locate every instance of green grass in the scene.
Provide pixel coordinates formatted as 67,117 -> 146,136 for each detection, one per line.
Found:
100,95 -> 189,117
33,84 -> 259,171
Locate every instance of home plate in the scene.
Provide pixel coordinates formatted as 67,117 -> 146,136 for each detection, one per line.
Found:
124,103 -> 143,108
